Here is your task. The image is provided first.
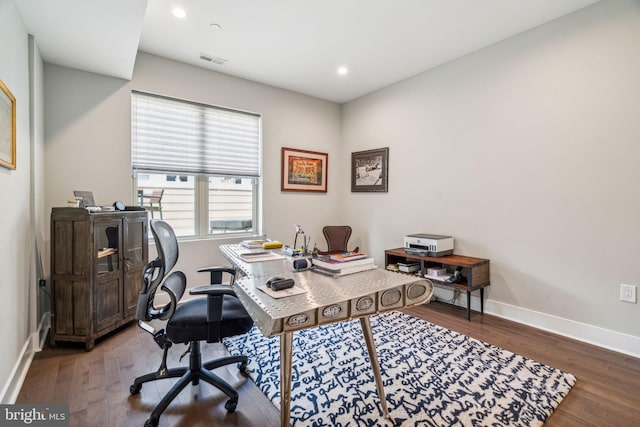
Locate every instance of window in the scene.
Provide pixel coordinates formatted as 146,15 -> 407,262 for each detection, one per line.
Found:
132,91 -> 261,238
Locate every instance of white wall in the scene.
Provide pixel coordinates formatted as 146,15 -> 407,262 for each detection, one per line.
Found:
0,0 -> 44,402
342,0 -> 640,350
29,34 -> 46,342
44,52 -> 343,286
6,0 -> 640,405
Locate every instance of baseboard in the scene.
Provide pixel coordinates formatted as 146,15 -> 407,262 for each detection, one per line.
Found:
485,299 -> 640,359
38,311 -> 51,351
432,287 -> 640,359
0,312 -> 50,404
0,338 -> 35,404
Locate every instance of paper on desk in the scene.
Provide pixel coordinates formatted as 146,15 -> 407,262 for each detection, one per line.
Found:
256,284 -> 307,299
239,252 -> 286,263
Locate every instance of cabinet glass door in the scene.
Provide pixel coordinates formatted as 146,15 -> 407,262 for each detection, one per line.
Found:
95,220 -> 121,274
124,219 -> 145,268
123,215 -> 148,317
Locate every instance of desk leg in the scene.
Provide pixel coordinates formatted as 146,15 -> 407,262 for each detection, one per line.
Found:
360,316 -> 390,420
280,331 -> 293,427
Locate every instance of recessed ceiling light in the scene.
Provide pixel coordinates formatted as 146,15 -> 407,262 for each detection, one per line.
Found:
172,7 -> 187,18
337,66 -> 349,76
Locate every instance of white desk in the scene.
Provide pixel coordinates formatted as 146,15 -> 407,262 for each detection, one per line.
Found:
220,244 -> 433,426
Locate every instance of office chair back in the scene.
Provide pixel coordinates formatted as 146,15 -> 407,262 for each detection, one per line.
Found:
322,225 -> 359,253
136,220 -> 185,323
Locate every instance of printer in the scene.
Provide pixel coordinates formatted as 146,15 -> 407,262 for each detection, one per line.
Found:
404,233 -> 454,257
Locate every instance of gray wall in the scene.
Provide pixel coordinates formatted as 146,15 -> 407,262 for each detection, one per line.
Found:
44,52 -> 344,287
342,0 -> 640,350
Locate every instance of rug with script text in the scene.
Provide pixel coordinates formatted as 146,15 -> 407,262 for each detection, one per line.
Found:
223,311 -> 576,426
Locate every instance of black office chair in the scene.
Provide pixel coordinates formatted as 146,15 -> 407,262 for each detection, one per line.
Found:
129,220 -> 254,427
319,225 -> 360,254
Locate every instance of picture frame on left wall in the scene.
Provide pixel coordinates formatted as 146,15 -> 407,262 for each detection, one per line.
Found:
281,147 -> 328,192
0,80 -> 16,170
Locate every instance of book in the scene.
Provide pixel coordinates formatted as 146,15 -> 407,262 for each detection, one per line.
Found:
329,252 -> 368,262
240,240 -> 266,249
312,256 -> 374,271
312,263 -> 378,277
97,248 -> 117,258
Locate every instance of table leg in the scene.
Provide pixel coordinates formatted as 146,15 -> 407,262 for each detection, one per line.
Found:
467,291 -> 471,321
280,331 -> 293,427
480,288 -> 484,314
360,316 -> 390,420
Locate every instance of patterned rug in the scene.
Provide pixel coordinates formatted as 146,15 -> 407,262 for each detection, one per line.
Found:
223,311 -> 576,426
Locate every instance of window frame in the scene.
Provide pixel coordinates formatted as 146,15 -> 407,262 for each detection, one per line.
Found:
133,171 -> 260,240
131,90 -> 262,240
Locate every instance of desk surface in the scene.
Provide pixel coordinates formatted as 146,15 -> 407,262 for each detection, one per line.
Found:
220,244 -> 433,336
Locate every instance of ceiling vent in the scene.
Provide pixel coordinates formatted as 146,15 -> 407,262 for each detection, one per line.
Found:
199,53 -> 227,65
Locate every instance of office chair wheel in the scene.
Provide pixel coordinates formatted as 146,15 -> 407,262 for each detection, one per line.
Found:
224,397 -> 238,413
130,383 -> 142,395
144,418 -> 158,427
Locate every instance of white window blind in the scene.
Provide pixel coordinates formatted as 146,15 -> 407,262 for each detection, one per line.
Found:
132,91 -> 261,177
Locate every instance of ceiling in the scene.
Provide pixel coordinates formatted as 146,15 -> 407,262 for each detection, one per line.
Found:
15,0 -> 600,104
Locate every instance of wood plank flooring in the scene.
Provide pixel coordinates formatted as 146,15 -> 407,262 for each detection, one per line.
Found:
16,301 -> 640,426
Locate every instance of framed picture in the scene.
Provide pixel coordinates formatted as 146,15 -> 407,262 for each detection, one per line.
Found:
0,80 -> 16,170
351,147 -> 389,192
281,147 -> 328,192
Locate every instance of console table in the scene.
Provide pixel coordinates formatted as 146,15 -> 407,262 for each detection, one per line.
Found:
385,248 -> 490,320
220,244 -> 434,427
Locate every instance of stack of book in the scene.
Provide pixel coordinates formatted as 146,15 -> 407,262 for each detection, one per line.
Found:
311,252 -> 376,277
240,240 -> 265,249
240,239 -> 284,250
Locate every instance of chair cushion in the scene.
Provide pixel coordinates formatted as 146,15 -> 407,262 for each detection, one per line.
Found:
166,296 -> 253,344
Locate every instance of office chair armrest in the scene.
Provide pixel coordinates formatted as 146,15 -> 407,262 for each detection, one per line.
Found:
189,284 -> 238,297
190,285 -> 240,341
197,266 -> 236,285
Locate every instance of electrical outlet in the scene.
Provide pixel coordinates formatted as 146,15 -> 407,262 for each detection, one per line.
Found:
620,284 -> 637,303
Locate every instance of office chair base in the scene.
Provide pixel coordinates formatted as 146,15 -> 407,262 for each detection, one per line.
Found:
131,341 -> 248,427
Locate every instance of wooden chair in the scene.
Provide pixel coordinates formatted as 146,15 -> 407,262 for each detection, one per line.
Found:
141,189 -> 164,219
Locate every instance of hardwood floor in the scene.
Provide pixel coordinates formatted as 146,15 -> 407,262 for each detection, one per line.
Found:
17,301 -> 640,427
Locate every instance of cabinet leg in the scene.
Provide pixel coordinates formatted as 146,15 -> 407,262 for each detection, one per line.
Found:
467,291 -> 471,321
480,288 -> 484,314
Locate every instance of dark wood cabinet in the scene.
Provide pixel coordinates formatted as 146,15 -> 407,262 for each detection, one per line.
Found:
385,247 -> 490,320
50,208 -> 148,350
